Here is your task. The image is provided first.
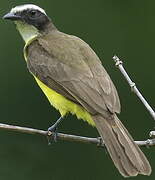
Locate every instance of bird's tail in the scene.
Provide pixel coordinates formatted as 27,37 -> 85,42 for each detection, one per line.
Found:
92,114 -> 151,177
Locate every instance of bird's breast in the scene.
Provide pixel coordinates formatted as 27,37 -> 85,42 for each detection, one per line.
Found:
34,76 -> 95,126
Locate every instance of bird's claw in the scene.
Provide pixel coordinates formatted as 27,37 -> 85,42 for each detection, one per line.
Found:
47,125 -> 58,145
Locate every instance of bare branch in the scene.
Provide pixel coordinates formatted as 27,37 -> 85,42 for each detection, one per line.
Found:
0,123 -> 155,147
113,55 -> 155,121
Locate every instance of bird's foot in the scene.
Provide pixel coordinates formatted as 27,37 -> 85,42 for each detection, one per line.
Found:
47,125 -> 58,145
47,116 -> 63,145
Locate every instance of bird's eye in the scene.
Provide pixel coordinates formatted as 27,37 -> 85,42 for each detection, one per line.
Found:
29,10 -> 38,18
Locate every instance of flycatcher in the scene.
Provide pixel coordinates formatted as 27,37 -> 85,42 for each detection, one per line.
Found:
3,4 -> 151,177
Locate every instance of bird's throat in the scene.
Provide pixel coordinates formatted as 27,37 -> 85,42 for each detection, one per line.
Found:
15,21 -> 40,43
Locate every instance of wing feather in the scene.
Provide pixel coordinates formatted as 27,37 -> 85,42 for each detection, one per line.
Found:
26,31 -> 120,116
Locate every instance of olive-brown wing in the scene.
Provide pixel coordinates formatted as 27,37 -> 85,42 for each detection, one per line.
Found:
26,33 -> 120,116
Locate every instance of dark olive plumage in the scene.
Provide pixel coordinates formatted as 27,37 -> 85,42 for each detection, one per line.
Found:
25,30 -> 151,177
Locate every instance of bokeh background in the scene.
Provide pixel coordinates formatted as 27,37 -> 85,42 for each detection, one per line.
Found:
0,0 -> 155,179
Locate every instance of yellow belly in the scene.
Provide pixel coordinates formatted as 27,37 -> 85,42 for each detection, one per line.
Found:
34,76 -> 95,126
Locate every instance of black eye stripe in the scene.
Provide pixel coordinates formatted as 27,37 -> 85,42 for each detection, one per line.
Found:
16,9 -> 50,31
18,9 -> 40,17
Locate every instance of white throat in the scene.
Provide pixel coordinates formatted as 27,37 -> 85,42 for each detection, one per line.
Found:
15,21 -> 40,43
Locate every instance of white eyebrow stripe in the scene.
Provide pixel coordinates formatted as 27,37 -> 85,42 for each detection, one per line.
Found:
10,4 -> 46,15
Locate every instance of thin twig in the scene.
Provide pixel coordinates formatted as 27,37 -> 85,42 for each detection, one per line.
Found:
113,55 -> 155,121
0,123 -> 155,147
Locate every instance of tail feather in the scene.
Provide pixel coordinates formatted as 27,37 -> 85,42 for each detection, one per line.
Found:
92,114 -> 151,177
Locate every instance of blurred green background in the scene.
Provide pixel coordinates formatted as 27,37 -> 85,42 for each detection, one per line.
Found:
0,0 -> 154,179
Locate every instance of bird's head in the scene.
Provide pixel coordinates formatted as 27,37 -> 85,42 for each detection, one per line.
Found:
3,4 -> 55,43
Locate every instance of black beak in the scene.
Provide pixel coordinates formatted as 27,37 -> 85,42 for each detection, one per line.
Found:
3,12 -> 21,20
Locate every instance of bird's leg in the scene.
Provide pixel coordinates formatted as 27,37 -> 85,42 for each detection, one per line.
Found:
47,116 -> 63,145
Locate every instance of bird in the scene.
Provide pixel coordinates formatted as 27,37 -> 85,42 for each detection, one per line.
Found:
3,4 -> 151,177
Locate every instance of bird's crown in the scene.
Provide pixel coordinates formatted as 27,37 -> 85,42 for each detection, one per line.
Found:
10,4 -> 46,15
